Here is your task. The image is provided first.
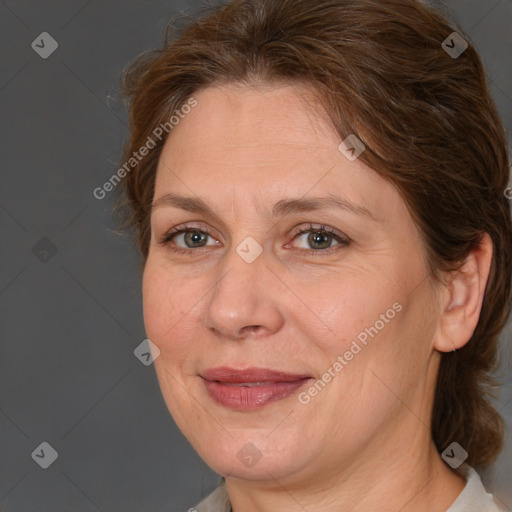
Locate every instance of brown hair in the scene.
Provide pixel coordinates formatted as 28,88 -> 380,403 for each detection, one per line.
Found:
115,0 -> 512,467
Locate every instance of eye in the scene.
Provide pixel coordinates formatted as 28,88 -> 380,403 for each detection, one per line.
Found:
157,223 -> 350,256
158,225 -> 220,254
287,224 -> 350,254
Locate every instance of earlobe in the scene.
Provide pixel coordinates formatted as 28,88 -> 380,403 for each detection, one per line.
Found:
433,233 -> 493,353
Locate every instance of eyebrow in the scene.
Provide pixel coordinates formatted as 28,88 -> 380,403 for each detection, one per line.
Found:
151,193 -> 377,221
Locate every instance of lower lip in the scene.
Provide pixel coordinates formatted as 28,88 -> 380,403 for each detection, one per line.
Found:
202,378 -> 312,410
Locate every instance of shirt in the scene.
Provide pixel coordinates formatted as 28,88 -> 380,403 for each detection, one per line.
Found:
191,464 -> 506,512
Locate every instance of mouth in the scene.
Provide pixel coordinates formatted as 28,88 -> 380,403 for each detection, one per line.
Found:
200,367 -> 313,410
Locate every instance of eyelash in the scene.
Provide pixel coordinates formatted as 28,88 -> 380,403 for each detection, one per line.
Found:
157,223 -> 350,257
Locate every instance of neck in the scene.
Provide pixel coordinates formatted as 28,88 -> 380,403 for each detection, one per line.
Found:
225,423 -> 466,512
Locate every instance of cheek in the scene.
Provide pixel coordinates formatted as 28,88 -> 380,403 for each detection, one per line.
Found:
303,275 -> 402,353
336,282 -> 437,414
142,261 -> 216,376
142,263 -> 191,350
301,268 -> 430,403
142,269 -> 168,340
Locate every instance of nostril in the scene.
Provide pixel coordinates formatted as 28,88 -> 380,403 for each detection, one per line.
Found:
241,325 -> 263,336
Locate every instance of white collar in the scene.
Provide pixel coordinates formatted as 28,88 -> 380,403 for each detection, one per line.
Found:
446,464 -> 504,512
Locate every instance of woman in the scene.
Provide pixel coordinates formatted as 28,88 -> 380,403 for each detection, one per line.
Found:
115,0 -> 512,510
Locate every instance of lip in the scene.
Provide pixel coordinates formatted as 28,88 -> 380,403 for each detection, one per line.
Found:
200,366 -> 313,410
201,367 -> 311,383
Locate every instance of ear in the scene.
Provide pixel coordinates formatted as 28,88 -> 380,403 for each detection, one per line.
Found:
433,233 -> 493,353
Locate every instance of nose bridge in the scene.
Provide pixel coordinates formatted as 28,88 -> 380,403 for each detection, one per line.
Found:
212,236 -> 265,312
204,236 -> 282,338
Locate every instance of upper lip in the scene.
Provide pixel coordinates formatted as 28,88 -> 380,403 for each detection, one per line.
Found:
201,367 -> 312,383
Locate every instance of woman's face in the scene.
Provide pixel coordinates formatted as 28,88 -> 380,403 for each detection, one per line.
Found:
143,82 -> 442,485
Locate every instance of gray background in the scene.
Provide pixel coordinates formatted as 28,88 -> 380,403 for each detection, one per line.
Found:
0,1 -> 511,511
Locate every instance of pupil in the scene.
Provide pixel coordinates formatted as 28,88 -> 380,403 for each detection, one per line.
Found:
310,231 -> 330,249
188,230 -> 204,246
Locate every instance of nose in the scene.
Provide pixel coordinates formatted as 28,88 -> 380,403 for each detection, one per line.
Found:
203,240 -> 284,341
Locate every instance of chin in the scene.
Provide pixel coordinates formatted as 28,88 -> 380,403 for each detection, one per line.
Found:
209,456 -> 300,482
193,435 -> 311,483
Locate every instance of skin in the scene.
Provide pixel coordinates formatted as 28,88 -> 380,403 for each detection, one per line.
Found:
142,82 -> 493,512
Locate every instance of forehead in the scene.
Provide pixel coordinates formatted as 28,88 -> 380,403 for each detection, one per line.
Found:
152,83 -> 409,234
159,82 -> 339,166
